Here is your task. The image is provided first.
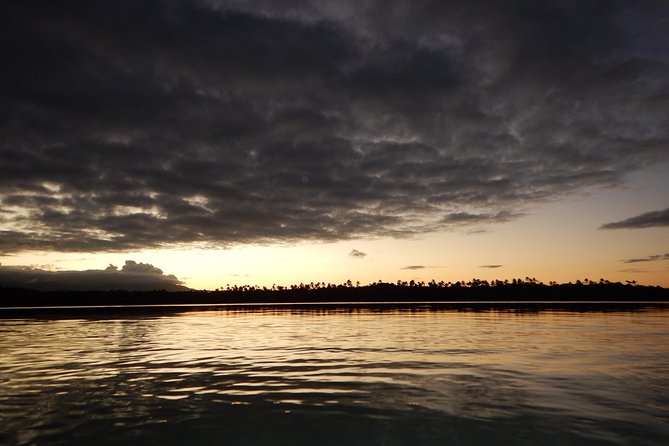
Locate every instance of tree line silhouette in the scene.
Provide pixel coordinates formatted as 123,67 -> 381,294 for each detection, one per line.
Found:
1,277 -> 667,308
217,276 -> 638,292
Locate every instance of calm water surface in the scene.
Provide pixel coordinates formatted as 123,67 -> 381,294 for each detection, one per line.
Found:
1,305 -> 668,445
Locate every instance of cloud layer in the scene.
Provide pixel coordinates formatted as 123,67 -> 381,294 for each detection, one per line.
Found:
601,208 -> 669,229
2,1 -> 668,253
0,261 -> 187,291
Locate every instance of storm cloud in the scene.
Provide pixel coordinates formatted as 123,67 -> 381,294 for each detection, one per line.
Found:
600,208 -> 669,229
2,1 -> 668,253
0,261 -> 188,291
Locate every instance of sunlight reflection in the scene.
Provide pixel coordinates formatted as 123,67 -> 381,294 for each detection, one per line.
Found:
1,306 -> 667,446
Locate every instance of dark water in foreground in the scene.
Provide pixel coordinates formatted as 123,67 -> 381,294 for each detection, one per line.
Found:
1,304 -> 668,445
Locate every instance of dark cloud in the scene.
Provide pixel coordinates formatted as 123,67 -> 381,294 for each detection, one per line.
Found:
400,265 -> 445,270
2,1 -> 668,253
620,253 -> 669,264
600,208 -> 669,229
480,264 -> 503,269
349,249 -> 366,258
0,261 -> 188,291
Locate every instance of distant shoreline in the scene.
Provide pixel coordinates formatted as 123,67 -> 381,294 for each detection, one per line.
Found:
1,302 -> 668,320
2,282 -> 668,310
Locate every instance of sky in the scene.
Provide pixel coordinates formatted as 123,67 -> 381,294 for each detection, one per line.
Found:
1,0 -> 668,291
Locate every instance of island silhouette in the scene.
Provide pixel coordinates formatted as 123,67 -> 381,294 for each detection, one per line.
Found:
1,277 -> 668,308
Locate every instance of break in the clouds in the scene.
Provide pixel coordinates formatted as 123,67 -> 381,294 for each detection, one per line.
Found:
600,208 -> 669,229
621,253 -> 669,264
1,1 -> 668,254
0,261 -> 187,291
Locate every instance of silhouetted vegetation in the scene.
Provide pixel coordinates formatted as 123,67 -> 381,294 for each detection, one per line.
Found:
1,277 -> 668,308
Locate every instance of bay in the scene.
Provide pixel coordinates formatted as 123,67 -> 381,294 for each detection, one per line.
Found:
1,304 -> 668,445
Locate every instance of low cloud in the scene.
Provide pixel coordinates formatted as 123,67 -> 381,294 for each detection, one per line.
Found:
400,265 -> 445,270
601,208 -> 669,229
480,264 -> 503,269
0,261 -> 188,291
349,249 -> 367,258
618,269 -> 654,274
620,253 -> 669,264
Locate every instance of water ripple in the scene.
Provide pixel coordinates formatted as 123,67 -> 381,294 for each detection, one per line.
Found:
1,307 -> 668,445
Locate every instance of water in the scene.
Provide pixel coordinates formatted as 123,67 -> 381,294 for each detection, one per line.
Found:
1,304 -> 668,445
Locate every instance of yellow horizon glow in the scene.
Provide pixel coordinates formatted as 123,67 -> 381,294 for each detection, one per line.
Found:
3,173 -> 668,290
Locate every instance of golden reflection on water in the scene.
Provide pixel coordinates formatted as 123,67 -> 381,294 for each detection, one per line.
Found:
2,307 -> 667,383
151,307 -> 668,375
1,306 -> 668,445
